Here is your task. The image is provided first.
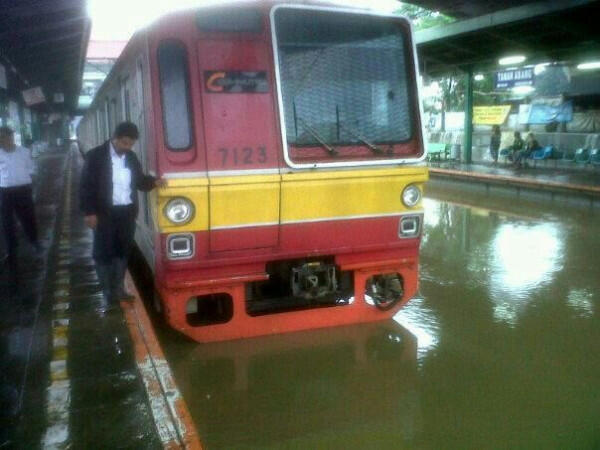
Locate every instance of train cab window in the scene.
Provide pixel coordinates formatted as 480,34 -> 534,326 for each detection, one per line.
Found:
196,8 -> 263,33
273,7 -> 415,163
158,41 -> 193,151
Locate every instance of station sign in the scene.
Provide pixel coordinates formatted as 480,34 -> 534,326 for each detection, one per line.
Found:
495,68 -> 534,89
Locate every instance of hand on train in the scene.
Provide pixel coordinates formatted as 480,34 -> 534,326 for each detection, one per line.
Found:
155,178 -> 168,189
85,215 -> 97,229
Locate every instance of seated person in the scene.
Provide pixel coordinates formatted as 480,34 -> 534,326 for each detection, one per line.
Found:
499,131 -> 523,162
514,132 -> 542,168
524,132 -> 541,157
510,131 -> 527,167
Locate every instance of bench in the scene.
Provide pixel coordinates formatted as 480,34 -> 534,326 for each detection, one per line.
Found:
427,143 -> 449,162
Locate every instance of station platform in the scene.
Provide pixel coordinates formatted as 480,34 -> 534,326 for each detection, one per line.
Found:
428,160 -> 600,208
0,145 -> 201,449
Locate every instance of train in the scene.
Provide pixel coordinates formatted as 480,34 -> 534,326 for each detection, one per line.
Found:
77,0 -> 428,342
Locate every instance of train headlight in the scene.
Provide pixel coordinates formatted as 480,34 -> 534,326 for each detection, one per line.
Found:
401,185 -> 421,207
164,197 -> 194,225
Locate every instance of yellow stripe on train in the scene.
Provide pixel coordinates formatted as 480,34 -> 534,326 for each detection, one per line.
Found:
157,167 -> 429,233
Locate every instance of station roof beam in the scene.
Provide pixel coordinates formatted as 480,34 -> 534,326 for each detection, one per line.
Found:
414,0 -> 600,76
0,0 -> 90,113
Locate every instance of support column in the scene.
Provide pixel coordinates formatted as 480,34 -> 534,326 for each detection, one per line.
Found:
463,66 -> 474,164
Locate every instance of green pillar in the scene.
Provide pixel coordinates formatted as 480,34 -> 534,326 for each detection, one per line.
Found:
464,66 -> 474,164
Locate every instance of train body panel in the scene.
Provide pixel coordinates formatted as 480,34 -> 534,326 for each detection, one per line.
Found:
78,1 -> 428,342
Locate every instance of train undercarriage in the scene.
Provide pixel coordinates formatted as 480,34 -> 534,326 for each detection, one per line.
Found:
158,254 -> 418,343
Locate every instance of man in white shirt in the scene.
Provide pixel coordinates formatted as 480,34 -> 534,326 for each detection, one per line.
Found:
0,126 -> 41,287
80,122 -> 165,307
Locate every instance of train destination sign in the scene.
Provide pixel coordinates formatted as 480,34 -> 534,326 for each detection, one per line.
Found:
495,68 -> 534,89
205,71 -> 269,93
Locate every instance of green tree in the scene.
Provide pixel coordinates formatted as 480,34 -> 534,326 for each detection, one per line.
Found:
395,3 -> 454,30
397,4 -> 505,130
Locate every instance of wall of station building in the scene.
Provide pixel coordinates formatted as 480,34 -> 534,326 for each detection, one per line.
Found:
0,56 -> 70,148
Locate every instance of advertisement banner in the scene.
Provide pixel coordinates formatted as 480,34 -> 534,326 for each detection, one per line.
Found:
527,100 -> 573,124
518,104 -> 531,124
473,105 -> 512,125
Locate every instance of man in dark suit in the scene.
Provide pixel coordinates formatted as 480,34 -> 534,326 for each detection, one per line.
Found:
80,122 -> 165,306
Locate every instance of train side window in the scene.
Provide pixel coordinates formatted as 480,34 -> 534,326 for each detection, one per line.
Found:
120,77 -> 131,121
95,110 -> 102,145
104,99 -> 110,139
110,98 -> 117,131
157,40 -> 193,151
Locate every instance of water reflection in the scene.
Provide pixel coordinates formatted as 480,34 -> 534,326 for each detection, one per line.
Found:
171,322 -> 421,449
393,297 -> 440,362
0,324 -> 33,446
422,196 -> 567,328
567,288 -> 595,318
489,222 -> 564,326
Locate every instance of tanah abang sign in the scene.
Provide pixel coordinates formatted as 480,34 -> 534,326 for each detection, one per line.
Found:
495,68 -> 534,89
473,105 -> 512,125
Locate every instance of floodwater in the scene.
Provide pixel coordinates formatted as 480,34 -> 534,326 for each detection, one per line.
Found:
156,183 -> 600,450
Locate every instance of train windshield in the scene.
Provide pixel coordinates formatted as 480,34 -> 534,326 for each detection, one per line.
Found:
272,7 -> 417,165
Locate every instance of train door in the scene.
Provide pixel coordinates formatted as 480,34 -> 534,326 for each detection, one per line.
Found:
133,65 -> 151,227
197,39 -> 282,253
134,58 -> 155,264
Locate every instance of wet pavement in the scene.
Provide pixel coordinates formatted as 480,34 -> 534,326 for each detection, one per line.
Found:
155,179 -> 600,449
0,146 -> 162,449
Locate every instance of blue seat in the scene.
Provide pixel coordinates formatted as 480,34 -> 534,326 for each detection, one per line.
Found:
590,149 -> 600,166
574,148 -> 590,164
532,146 -> 553,160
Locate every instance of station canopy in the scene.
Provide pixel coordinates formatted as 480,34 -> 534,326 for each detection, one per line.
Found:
0,0 -> 90,113
412,0 -> 600,76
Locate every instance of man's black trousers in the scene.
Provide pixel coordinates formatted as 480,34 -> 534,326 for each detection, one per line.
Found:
0,184 -> 38,270
93,205 -> 136,303
93,205 -> 136,263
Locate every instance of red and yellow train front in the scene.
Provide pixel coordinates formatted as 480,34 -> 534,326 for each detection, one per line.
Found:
150,3 -> 428,342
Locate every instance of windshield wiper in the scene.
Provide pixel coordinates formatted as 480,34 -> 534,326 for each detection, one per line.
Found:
338,122 -> 383,155
298,118 -> 337,156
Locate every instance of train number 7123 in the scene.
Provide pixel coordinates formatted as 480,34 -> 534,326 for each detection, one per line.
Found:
218,147 -> 267,166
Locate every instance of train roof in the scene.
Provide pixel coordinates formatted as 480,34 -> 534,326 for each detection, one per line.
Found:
148,0 -> 406,28
86,0 -> 409,114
